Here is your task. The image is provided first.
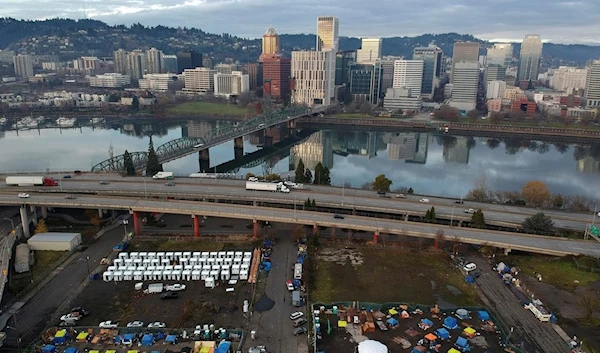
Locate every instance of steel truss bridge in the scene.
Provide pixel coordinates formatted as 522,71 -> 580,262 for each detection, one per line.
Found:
91,105 -> 324,172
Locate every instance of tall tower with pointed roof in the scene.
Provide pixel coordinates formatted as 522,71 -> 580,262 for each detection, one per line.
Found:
260,26 -> 280,62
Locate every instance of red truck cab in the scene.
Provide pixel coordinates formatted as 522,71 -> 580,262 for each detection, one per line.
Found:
43,177 -> 59,186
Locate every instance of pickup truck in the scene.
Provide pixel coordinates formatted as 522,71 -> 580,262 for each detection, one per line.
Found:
165,284 -> 186,291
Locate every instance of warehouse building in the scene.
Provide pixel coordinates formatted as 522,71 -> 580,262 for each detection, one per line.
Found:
27,232 -> 82,251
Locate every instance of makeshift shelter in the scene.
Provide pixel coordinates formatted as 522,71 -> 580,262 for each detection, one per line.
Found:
42,345 -> 57,353
436,328 -> 450,340
106,351 -> 117,353
425,333 -> 438,342
358,340 -> 389,353
386,318 -> 399,328
64,348 -> 79,353
465,276 -> 475,284
76,332 -> 89,342
123,334 -> 135,345
400,310 -> 410,319
463,327 -> 476,338
215,341 -> 232,353
388,308 -> 398,316
141,334 -> 154,346
454,337 -> 469,352
411,346 -> 426,353
443,317 -> 459,330
419,318 -> 434,330
338,321 -> 348,328
477,311 -> 490,321
53,329 -> 70,345
455,309 -> 469,320
166,335 -> 178,344
447,349 -> 461,353
127,351 -> 139,353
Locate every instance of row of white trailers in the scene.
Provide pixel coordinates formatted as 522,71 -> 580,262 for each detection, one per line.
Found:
112,256 -> 251,269
107,263 -> 250,273
102,267 -> 249,282
118,251 -> 252,261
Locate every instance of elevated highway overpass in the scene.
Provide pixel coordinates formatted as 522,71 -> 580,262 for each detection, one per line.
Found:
1,176 -> 593,232
0,193 -> 599,257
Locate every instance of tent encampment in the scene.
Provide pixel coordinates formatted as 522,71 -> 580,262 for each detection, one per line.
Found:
477,311 -> 490,321
42,345 -> 57,353
358,340 -> 389,353
455,309 -> 469,320
166,335 -> 177,344
386,318 -> 399,328
419,318 -> 434,330
454,337 -> 469,351
215,341 -> 232,353
64,348 -> 79,353
141,334 -> 154,346
443,317 -> 459,330
436,327 -> 450,340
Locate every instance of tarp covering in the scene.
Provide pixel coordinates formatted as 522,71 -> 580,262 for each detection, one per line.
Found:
76,332 -> 88,341
42,345 -> 57,353
411,346 -> 426,353
215,341 -> 232,353
338,321 -> 348,328
443,317 -> 459,330
358,340 -> 388,353
465,276 -> 475,283
141,334 -> 154,346
64,348 -> 79,353
388,309 -> 398,315
420,318 -> 433,326
477,311 -> 490,321
425,333 -> 437,341
166,335 -> 177,344
447,349 -> 461,353
436,328 -> 450,340
455,337 -> 468,349
386,318 -> 399,327
463,327 -> 476,337
456,309 -> 469,320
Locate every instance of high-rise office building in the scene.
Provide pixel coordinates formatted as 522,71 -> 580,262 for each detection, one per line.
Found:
291,50 -> 336,106
113,49 -> 128,74
177,50 -> 203,74
379,56 -> 402,93
451,42 -> 479,84
260,26 -> 280,62
162,55 -> 178,73
13,54 -> 33,79
486,43 -> 512,67
214,71 -> 250,97
145,48 -> 163,74
182,67 -> 217,93
262,55 -> 291,102
316,16 -> 339,52
584,60 -> 600,108
518,34 -> 543,82
356,38 -> 382,64
247,62 -> 263,90
126,50 -> 145,80
486,80 -> 506,99
413,45 -> 443,99
485,65 -> 505,82
449,61 -> 479,112
392,60 -> 424,96
335,50 -> 356,85
348,62 -> 383,104
550,66 -> 588,94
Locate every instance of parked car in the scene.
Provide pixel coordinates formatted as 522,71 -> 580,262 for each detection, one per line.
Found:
464,208 -> 475,214
65,195 -> 77,199
147,322 -> 167,328
292,317 -> 307,327
286,280 -> 295,291
376,191 -> 386,195
333,214 -> 345,219
165,284 -> 186,292
99,321 -> 119,328
419,198 -> 430,203
463,263 -> 477,272
395,194 -> 407,198
165,182 -> 176,186
71,307 -> 89,316
289,312 -> 304,320
18,193 -> 30,198
60,313 -> 81,322
99,181 -> 110,185
127,321 -> 144,328
161,291 -> 178,299
293,327 -> 307,336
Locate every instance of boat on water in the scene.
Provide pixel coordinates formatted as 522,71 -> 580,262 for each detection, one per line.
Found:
90,117 -> 105,124
56,117 -> 77,127
16,117 -> 35,129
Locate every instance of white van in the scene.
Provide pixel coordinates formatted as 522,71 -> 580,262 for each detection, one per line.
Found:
419,198 -> 430,203
463,263 -> 477,272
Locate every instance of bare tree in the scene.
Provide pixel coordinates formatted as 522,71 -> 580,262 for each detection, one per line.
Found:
466,175 -> 491,202
435,229 -> 445,249
578,289 -> 600,322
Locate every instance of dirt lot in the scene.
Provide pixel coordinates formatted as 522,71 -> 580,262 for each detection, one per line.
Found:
69,240 -> 257,330
311,245 -> 480,307
316,309 -> 506,353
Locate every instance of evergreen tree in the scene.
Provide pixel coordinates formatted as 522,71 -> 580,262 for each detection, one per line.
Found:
314,162 -> 324,184
304,168 -> 313,184
146,136 -> 162,176
322,166 -> 331,186
295,159 -> 306,183
123,150 -> 136,176
311,199 -> 316,209
471,209 -> 486,228
522,212 -> 554,234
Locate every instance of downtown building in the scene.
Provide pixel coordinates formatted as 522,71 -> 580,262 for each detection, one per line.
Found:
262,55 -> 291,102
89,73 -> 131,88
316,16 -> 339,52
13,54 -> 34,79
182,67 -> 217,94
517,34 -> 543,83
450,42 -> 479,83
584,59 -> 600,108
177,50 -> 203,74
347,62 -> 383,105
291,50 -> 336,106
449,61 -> 480,112
384,60 -> 423,111
145,48 -> 163,74
356,38 -> 382,65
139,74 -> 184,92
214,71 -> 250,98
162,55 -> 178,73
412,45 -> 443,99
550,66 -> 588,94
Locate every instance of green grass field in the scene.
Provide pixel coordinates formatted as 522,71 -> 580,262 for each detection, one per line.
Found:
333,113 -> 374,119
167,101 -> 247,117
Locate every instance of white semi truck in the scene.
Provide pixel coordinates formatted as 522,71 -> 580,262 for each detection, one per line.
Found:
152,172 -> 174,180
245,181 -> 290,193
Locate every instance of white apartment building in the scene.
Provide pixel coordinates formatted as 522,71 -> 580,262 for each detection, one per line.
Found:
89,73 -> 131,88
214,71 -> 249,97
291,50 -> 336,106
486,80 -> 507,99
584,60 -> 600,108
73,56 -> 100,73
392,60 -> 424,96
145,48 -> 163,74
356,38 -> 382,64
139,74 -> 184,92
183,67 -> 217,93
449,61 -> 479,111
383,87 -> 422,112
550,66 -> 588,94
13,54 -> 33,79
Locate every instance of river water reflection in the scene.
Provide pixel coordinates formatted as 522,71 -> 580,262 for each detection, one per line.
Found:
0,119 -> 598,200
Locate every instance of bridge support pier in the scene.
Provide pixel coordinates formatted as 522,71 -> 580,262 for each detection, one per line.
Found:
30,206 -> 38,226
20,206 -> 30,238
41,206 -> 48,219
264,129 -> 273,147
193,215 -> 200,238
373,231 -> 379,243
234,137 -> 244,160
458,220 -> 462,227
98,208 -> 104,219
199,149 -> 210,173
253,220 -> 259,239
287,120 -> 296,137
404,214 -> 409,221
504,248 -> 511,255
330,227 -> 336,239
313,224 -> 319,236
132,211 -> 141,236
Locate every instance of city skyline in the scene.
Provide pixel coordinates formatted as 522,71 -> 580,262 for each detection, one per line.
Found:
2,1 -> 600,45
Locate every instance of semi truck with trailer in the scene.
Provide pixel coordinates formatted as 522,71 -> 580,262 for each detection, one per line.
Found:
5,176 -> 59,186
152,172 -> 174,180
245,181 -> 290,193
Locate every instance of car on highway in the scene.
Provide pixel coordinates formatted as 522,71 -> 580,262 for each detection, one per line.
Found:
165,284 -> 186,291
99,320 -> 119,328
99,181 -> 110,185
463,263 -> 477,272
165,182 -> 176,186
289,312 -> 304,320
63,175 -> 72,178
148,322 -> 167,328
161,291 -> 178,299
333,214 -> 345,219
395,194 -> 407,198
293,327 -> 307,336
419,198 -> 430,203
127,321 -> 144,328
18,193 -> 30,198
376,191 -> 386,195
248,177 -> 259,182
454,200 -> 464,204
379,194 -> 391,198
258,124 -> 265,128
65,195 -> 77,199
464,208 -> 475,214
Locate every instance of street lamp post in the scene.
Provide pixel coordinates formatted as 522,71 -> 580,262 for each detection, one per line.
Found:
342,180 -> 345,206
4,218 -> 15,230
450,206 -> 455,227
85,256 -> 90,275
592,201 -> 597,226
123,220 -> 129,238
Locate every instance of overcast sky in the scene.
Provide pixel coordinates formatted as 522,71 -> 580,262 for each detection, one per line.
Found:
2,0 -> 600,44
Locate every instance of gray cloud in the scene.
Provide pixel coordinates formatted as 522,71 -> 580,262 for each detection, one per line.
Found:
2,0 -> 599,44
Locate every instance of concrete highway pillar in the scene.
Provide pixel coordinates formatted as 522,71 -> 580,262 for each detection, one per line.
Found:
193,215 -> 200,238
199,149 -> 210,173
404,214 -> 409,221
19,206 -> 30,238
98,208 -> 104,219
373,231 -> 380,243
132,211 -> 141,236
458,220 -> 463,227
234,137 -> 244,160
253,220 -> 259,239
330,227 -> 336,239
312,224 -> 319,236
30,207 -> 38,226
504,248 -> 511,255
41,206 -> 48,219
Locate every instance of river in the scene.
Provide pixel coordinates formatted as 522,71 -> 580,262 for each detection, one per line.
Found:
0,118 -> 599,200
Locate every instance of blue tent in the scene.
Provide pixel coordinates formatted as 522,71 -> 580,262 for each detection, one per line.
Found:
456,309 -> 469,320
114,336 -> 122,344
455,337 -> 469,350
42,345 -> 56,353
64,348 -> 79,353
123,333 -> 135,344
215,341 -> 232,353
261,262 -> 272,272
465,276 -> 475,284
478,311 -> 490,321
420,318 -> 433,327
155,332 -> 166,340
443,317 -> 459,330
387,317 -> 399,327
165,335 -> 177,344
141,334 -> 154,346
435,328 -> 450,340
297,256 -> 305,264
